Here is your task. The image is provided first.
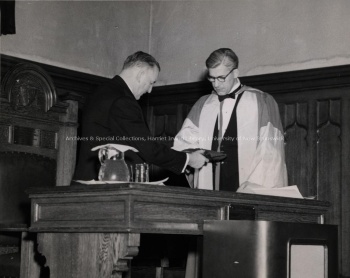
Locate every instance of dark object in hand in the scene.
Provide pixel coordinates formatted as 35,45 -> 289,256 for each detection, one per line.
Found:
183,148 -> 227,162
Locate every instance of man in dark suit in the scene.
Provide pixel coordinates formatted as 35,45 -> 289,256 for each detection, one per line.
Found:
73,51 -> 207,181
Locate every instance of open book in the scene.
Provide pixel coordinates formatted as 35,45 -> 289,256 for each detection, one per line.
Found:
242,185 -> 304,199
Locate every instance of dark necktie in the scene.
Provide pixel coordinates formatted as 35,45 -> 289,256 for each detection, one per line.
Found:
217,84 -> 243,102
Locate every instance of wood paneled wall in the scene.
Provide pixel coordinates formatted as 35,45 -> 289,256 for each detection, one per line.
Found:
1,55 -> 349,277
143,65 -> 350,277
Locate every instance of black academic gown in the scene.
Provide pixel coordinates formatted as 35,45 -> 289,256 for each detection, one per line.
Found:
73,76 -> 186,181
211,91 -> 244,191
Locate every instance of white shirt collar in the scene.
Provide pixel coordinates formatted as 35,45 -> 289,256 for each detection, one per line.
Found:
229,78 -> 241,94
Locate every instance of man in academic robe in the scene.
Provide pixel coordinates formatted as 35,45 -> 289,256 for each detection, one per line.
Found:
73,51 -> 207,182
173,48 -> 288,193
173,48 -> 288,278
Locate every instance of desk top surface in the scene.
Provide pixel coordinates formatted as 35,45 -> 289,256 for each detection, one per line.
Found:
28,183 -> 329,208
28,184 -> 330,234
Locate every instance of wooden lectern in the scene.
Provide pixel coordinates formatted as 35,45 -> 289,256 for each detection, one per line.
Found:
23,184 -> 329,278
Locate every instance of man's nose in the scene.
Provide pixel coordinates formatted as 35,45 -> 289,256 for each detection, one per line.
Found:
213,79 -> 220,87
148,86 -> 153,94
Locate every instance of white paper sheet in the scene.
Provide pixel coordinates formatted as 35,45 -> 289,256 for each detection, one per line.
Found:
73,177 -> 169,186
247,185 -> 304,199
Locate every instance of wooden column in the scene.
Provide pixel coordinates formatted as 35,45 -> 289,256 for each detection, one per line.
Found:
56,98 -> 79,186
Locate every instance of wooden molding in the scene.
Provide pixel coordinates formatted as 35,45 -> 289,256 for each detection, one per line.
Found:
144,64 -> 350,106
0,54 -> 108,107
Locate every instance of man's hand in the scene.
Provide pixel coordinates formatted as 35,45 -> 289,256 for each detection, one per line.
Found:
187,149 -> 209,169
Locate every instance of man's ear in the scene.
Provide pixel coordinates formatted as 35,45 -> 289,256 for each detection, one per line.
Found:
233,69 -> 239,78
136,68 -> 144,83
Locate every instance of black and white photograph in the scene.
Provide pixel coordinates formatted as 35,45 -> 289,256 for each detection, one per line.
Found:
1,1 -> 349,277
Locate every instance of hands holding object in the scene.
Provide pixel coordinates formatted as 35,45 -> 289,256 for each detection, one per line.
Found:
185,148 -> 227,169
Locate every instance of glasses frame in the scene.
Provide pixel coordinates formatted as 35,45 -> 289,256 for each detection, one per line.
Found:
207,67 -> 236,83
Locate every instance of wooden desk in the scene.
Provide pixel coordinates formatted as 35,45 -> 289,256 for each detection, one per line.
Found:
24,184 -> 329,278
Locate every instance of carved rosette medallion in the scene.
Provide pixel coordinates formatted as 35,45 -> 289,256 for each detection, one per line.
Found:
1,63 -> 57,113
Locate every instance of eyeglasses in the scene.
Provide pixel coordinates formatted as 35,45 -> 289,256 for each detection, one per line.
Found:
207,67 -> 236,83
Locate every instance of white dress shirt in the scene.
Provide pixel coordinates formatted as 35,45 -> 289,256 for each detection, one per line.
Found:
220,80 -> 242,135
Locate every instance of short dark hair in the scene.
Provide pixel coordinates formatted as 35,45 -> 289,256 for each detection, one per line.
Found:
205,48 -> 239,69
123,51 -> 161,71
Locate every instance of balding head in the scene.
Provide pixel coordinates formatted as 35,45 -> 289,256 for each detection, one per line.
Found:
119,51 -> 160,100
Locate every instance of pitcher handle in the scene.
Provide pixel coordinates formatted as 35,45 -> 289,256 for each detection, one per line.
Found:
98,146 -> 121,164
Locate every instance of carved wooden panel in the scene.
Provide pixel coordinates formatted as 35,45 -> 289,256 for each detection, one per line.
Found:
0,62 -> 79,277
280,102 -> 311,197
0,62 -> 78,185
146,103 -> 192,183
278,97 -> 344,241
317,99 -> 342,224
0,124 -> 11,144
